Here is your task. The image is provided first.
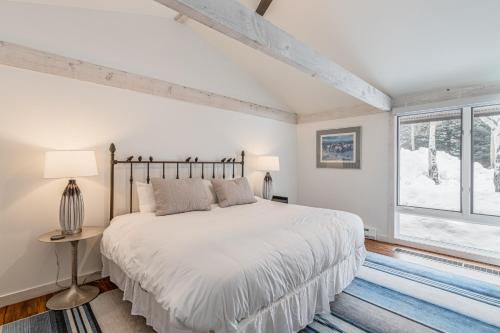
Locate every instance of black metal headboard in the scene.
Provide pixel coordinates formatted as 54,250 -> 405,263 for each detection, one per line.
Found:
109,143 -> 245,220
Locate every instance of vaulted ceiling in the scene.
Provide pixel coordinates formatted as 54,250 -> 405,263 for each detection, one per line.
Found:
7,0 -> 500,114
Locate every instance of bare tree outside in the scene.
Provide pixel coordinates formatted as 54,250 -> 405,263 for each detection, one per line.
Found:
427,121 -> 440,185
398,111 -> 461,211
410,124 -> 416,151
479,116 -> 500,192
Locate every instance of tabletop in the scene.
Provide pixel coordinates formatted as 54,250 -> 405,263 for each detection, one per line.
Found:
38,226 -> 106,243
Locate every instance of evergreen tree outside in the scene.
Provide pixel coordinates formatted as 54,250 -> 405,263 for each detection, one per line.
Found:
473,120 -> 492,168
401,119 -> 490,166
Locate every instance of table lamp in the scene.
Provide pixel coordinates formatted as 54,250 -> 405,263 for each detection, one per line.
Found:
44,150 -> 98,235
257,155 -> 280,200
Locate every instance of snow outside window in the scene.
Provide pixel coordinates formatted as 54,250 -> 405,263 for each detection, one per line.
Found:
398,110 -> 462,212
399,213 -> 500,253
472,105 -> 500,217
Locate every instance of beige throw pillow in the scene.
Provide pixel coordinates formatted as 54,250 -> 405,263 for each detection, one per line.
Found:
151,178 -> 211,215
211,178 -> 257,208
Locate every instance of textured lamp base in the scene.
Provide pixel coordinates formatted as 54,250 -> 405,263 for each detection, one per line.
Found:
60,179 -> 84,235
46,285 -> 99,310
262,172 -> 273,200
62,228 -> 82,235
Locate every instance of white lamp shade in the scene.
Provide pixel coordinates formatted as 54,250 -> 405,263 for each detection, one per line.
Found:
44,150 -> 98,179
257,155 -> 280,171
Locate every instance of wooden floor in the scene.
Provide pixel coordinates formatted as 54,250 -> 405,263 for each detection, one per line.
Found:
1,240 -> 498,326
0,278 -> 117,326
365,239 -> 499,271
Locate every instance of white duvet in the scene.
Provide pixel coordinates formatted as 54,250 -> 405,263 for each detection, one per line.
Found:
101,199 -> 365,333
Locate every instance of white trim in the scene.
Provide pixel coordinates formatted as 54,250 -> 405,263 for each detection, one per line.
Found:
393,92 -> 500,116
0,270 -> 101,308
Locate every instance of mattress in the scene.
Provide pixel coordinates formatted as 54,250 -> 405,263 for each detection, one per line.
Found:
101,199 -> 366,333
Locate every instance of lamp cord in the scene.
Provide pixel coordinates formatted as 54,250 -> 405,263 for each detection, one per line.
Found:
54,244 -> 88,289
53,245 -> 65,289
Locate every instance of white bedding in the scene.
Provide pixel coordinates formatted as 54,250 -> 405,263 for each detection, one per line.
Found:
101,199 -> 366,333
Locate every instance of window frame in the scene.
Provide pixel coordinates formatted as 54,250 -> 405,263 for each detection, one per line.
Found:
394,105 -> 500,238
396,108 -> 464,213
470,104 -> 500,218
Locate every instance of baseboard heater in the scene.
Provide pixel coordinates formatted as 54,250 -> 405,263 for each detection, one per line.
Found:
394,248 -> 500,276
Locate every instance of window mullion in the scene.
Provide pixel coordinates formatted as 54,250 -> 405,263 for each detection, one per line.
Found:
462,107 -> 472,217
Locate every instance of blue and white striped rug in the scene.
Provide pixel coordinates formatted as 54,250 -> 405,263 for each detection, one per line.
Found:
0,304 -> 102,333
303,252 -> 500,333
2,252 -> 499,333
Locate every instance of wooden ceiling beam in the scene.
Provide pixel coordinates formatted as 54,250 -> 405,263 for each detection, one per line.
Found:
0,41 -> 297,124
256,0 -> 273,16
154,0 -> 392,111
297,105 -> 383,124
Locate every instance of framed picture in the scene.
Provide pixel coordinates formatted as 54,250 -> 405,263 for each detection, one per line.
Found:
316,126 -> 361,169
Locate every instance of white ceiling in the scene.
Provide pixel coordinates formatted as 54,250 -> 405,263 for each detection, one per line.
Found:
7,0 -> 500,114
8,0 -> 174,17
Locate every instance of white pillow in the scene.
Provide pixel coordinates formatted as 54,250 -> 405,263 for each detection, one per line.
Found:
137,180 -> 217,213
136,182 -> 156,213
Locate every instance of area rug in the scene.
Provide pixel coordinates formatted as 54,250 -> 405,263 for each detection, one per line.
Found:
2,252 -> 499,333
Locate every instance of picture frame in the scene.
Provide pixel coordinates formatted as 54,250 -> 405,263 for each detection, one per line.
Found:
316,126 -> 361,169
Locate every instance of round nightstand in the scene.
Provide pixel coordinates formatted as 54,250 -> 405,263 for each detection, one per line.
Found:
38,226 -> 105,310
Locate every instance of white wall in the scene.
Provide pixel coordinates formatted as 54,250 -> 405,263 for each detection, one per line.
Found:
0,2 -> 297,303
0,1 -> 288,111
297,113 -> 393,239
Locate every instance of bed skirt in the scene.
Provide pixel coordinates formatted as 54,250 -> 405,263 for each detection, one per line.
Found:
101,245 -> 366,333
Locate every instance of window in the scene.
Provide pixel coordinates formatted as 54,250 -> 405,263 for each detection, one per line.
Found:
399,213 -> 500,253
472,105 -> 500,216
396,105 -> 500,257
398,110 -> 462,211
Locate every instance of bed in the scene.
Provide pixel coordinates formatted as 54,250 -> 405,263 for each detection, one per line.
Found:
101,144 -> 366,333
